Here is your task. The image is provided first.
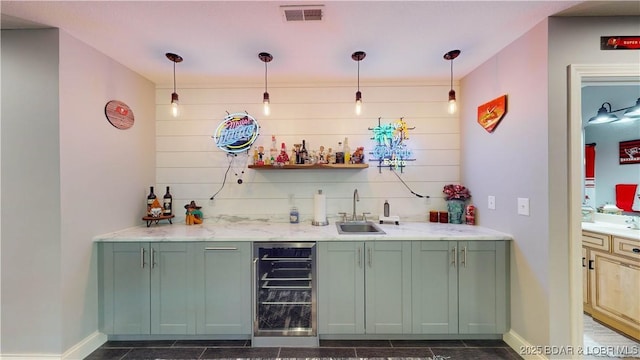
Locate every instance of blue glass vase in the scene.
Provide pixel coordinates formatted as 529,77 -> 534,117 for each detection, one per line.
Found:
447,199 -> 465,224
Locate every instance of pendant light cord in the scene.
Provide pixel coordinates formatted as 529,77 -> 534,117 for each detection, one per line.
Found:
450,58 -> 453,91
264,61 -> 268,93
357,60 -> 360,92
173,61 -> 177,93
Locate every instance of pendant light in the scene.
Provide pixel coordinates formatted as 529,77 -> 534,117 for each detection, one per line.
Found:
443,49 -> 461,114
352,51 -> 366,116
258,52 -> 273,116
166,52 -> 183,118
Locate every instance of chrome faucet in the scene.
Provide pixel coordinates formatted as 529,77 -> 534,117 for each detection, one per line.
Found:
626,216 -> 640,230
352,189 -> 359,221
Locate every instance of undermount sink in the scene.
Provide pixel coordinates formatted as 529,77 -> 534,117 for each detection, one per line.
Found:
336,221 -> 386,234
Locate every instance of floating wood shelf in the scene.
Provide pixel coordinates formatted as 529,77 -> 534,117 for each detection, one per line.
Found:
248,164 -> 368,170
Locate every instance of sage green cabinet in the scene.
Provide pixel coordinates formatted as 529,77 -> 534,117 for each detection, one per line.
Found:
194,243 -> 252,335
411,241 -> 508,334
99,242 -> 196,335
317,241 -> 412,334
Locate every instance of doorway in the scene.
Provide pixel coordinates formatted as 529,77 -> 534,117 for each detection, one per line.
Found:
568,64 -> 640,349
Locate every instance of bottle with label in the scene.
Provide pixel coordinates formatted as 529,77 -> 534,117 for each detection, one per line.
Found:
384,200 -> 390,217
163,186 -> 172,216
300,140 -> 308,164
146,186 -> 156,216
289,206 -> 299,223
343,137 -> 351,164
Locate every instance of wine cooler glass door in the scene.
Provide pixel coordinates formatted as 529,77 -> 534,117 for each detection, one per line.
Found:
254,242 -> 316,337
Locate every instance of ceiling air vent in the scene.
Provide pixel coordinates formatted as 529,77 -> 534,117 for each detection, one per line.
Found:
281,5 -> 324,22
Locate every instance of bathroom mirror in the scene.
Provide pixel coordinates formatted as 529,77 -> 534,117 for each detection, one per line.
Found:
582,84 -> 640,216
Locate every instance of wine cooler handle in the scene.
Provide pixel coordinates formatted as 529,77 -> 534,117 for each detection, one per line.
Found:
451,246 -> 457,267
205,247 -> 238,251
252,257 -> 258,334
151,248 -> 156,269
357,247 -> 362,268
367,246 -> 372,267
140,247 -> 146,269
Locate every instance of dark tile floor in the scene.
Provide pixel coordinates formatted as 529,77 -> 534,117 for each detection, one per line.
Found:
84,339 -> 524,359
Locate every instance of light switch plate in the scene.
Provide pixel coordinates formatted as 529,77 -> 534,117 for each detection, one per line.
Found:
488,195 -> 496,210
517,197 -> 530,216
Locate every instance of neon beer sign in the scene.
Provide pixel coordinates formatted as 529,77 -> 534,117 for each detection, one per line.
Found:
369,117 -> 415,172
213,113 -> 260,153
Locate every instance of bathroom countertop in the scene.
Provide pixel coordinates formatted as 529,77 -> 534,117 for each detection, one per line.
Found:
94,216 -> 513,242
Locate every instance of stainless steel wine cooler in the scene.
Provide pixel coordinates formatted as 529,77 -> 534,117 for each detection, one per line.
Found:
252,242 -> 317,347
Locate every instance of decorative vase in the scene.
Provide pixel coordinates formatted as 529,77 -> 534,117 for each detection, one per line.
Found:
447,199 -> 465,224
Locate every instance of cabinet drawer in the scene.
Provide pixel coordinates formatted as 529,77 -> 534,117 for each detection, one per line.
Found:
612,236 -> 640,261
582,231 -> 610,252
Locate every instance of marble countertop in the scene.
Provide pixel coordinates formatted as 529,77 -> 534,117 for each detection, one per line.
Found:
94,216 -> 513,242
582,221 -> 640,239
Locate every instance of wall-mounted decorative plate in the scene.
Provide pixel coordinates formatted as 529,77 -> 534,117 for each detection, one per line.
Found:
477,94 -> 507,133
104,100 -> 134,130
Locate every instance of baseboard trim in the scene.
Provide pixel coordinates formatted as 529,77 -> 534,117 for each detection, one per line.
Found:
63,331 -> 107,360
503,329 -> 547,360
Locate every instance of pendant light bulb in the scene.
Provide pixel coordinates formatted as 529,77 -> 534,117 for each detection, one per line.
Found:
448,89 -> 457,114
352,51 -> 366,116
355,91 -> 362,115
259,52 -> 273,117
171,92 -> 180,117
443,50 -> 461,115
263,92 -> 270,116
166,52 -> 183,118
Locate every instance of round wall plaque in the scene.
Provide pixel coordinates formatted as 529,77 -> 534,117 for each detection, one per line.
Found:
104,100 -> 134,130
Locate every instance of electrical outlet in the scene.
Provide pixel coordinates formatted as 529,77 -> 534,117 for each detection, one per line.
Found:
517,197 -> 530,216
488,195 -> 496,210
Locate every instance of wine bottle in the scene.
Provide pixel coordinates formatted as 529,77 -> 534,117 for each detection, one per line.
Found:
147,186 -> 156,216
301,139 -> 308,164
163,186 -> 172,216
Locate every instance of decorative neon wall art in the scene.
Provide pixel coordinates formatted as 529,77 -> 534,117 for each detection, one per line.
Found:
213,112 -> 260,154
368,117 -> 415,173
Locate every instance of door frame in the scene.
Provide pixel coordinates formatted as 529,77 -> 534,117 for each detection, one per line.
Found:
567,63 -> 640,347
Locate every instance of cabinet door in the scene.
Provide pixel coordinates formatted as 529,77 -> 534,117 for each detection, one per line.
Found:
100,242 -> 151,335
317,241 -> 365,334
150,242 -> 196,334
458,241 -> 508,334
411,241 -> 458,333
590,250 -> 640,340
365,241 -> 412,334
195,242 -> 251,335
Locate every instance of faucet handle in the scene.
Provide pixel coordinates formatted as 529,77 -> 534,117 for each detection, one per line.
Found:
362,212 -> 371,222
338,212 -> 347,222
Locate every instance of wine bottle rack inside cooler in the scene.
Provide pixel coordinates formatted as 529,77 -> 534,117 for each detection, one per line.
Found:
253,243 -> 317,340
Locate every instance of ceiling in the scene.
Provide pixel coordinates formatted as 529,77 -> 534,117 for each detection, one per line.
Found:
2,1 -> 639,86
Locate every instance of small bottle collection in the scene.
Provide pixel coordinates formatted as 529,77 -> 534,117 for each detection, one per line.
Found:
252,135 -> 365,166
143,186 -> 176,227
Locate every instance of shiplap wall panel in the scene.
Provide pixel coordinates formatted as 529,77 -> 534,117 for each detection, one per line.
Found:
155,81 -> 461,221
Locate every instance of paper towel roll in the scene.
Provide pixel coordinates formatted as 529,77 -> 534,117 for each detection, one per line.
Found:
313,190 -> 327,223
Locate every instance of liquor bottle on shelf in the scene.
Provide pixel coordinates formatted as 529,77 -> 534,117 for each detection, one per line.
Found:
146,186 -> 156,216
300,139 -> 308,164
343,137 -> 351,164
163,186 -> 172,216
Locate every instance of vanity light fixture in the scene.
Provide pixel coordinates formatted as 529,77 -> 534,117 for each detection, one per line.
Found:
588,98 -> 640,125
166,52 -> 183,118
259,52 -> 273,116
443,49 -> 461,114
352,51 -> 366,116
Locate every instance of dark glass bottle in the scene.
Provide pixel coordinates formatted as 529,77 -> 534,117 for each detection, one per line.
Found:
163,186 -> 172,216
301,139 -> 308,164
147,186 -> 156,215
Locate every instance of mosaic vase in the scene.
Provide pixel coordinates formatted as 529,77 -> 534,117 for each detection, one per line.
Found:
447,199 -> 465,224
